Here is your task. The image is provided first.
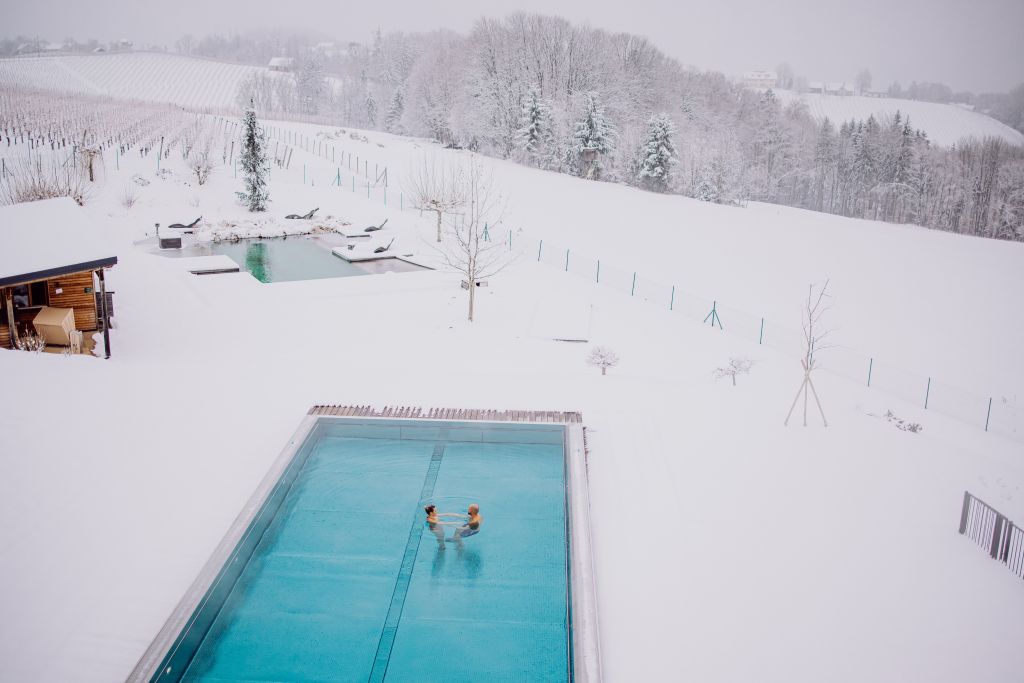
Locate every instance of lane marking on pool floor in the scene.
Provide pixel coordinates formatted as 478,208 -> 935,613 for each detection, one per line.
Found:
367,436 -> 447,683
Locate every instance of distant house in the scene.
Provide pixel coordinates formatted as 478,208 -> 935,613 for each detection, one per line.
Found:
42,42 -> 64,53
808,81 -> 856,96
742,70 -> 778,90
93,46 -> 107,53
0,199 -> 117,358
268,57 -> 295,72
826,82 -> 856,96
113,39 -> 133,51
864,90 -> 887,98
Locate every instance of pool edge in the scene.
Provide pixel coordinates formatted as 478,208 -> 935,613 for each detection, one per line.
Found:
125,413 -> 321,683
126,413 -> 603,683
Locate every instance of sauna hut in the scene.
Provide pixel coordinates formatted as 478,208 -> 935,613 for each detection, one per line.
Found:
0,198 -> 117,358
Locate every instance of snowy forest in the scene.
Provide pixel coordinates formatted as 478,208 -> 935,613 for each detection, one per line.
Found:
227,17 -> 1020,239
79,16 -> 1024,240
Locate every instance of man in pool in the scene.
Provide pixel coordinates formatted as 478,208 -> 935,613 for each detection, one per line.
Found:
447,503 -> 482,545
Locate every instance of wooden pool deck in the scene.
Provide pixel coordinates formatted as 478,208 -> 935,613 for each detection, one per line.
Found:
308,405 -> 583,423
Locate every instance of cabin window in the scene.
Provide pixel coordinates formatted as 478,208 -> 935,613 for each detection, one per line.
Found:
11,282 -> 49,309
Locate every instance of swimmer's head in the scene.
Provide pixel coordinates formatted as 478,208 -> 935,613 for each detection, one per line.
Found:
468,504 -> 479,515
424,504 -> 436,515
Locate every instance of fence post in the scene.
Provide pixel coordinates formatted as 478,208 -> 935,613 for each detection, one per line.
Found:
400,193 -> 403,211
631,272 -> 636,296
670,285 -> 675,310
990,514 -> 1005,559
958,491 -> 971,535
352,176 -> 355,192
867,358 -> 873,387
537,240 -> 543,261
924,377 -> 931,409
759,317 -> 764,344
985,397 -> 992,432
596,260 -> 600,283
565,249 -> 570,272
384,187 -> 387,205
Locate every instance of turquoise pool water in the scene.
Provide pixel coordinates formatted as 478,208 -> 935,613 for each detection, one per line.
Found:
160,420 -> 571,682
178,237 -> 424,283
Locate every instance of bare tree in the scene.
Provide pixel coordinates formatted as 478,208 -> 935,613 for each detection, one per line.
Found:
785,280 -> 833,427
714,357 -> 753,386
587,346 -> 620,376
437,156 -> 510,321
405,155 -> 466,242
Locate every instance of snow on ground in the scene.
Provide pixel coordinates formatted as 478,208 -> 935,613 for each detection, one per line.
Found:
775,89 -> 1024,147
1,115 -> 1023,683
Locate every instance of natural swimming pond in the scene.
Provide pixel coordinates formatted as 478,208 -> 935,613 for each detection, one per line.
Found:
176,236 -> 425,283
145,419 -> 578,682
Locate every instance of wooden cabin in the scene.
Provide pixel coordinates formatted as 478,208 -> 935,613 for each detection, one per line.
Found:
0,198 -> 117,358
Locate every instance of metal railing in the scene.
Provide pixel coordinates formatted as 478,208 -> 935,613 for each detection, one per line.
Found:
958,491 -> 1024,580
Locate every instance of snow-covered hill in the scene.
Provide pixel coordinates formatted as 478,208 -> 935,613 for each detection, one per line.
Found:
775,89 -> 1024,147
0,53 -> 269,110
1,112 -> 1023,682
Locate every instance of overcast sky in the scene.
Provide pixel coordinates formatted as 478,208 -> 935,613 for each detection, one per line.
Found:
8,0 -> 1024,93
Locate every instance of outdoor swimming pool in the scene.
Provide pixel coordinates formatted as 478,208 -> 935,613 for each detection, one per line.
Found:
176,237 -> 425,283
133,417 -> 598,682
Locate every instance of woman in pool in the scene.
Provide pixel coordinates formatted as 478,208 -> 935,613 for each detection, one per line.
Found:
447,503 -> 482,544
424,505 -> 464,549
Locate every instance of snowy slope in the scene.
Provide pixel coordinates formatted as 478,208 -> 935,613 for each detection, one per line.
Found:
0,53 -> 272,110
775,89 -> 1024,147
1,114 -> 1023,683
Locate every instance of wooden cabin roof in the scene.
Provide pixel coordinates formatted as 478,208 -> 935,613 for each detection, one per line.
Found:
0,198 -> 117,287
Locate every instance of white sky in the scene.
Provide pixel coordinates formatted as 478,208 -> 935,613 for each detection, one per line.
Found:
8,0 -> 1024,93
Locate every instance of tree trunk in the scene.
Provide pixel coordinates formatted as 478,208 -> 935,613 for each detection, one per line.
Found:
468,275 -> 476,322
601,367 -> 606,375
436,210 -> 442,243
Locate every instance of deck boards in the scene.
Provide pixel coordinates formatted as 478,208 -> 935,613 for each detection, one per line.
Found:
308,405 -> 582,424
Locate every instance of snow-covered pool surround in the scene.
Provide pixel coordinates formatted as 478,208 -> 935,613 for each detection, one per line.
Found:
127,411 -> 602,682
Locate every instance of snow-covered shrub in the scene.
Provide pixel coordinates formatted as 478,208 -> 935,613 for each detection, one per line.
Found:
14,332 -> 46,353
586,346 -> 619,376
120,184 -> 138,209
714,358 -> 753,386
0,155 -> 90,206
883,410 -> 923,433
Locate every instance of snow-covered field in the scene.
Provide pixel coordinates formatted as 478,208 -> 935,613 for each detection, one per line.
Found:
1,113 -> 1023,682
0,53 -> 274,110
775,89 -> 1024,147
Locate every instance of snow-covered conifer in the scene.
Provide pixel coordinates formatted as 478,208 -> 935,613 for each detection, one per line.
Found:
236,102 -> 269,212
636,113 -> 678,192
384,88 -> 405,133
517,90 -> 555,169
570,92 -> 616,180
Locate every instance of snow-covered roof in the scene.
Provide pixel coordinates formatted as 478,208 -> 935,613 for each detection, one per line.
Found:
743,70 -> 777,80
0,198 -> 117,286
268,57 -> 294,68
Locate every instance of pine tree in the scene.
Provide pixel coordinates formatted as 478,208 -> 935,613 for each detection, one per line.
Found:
570,92 -> 616,180
516,90 -> 555,169
636,113 -> 678,192
236,102 -> 269,212
384,87 -> 405,133
296,54 -> 326,116
366,88 -> 378,128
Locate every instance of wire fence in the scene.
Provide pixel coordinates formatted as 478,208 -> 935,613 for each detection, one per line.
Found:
219,121 -> 1020,443
531,234 -> 1020,442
